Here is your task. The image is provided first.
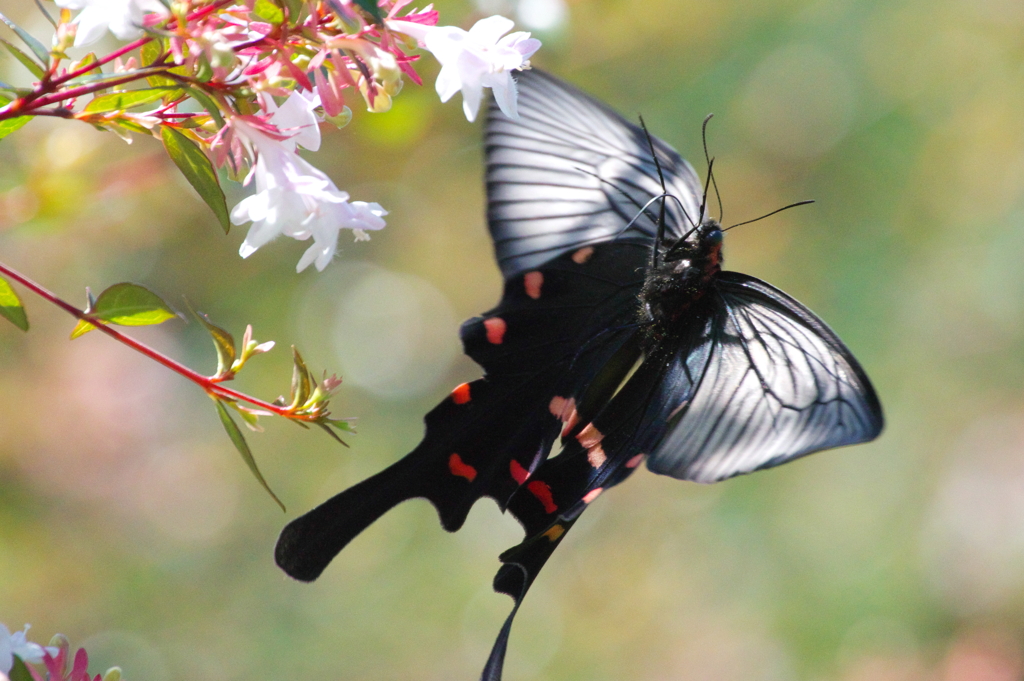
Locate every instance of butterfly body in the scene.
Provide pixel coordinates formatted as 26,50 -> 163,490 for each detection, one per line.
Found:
276,69 -> 884,681
639,220 -> 723,345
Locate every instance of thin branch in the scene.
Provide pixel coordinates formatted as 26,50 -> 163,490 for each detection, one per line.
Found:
0,261 -> 305,418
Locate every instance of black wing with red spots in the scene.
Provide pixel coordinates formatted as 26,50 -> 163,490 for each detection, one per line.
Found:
274,242 -> 650,583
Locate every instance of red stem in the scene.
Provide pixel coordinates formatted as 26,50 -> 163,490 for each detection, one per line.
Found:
52,36 -> 153,87
0,261 -> 297,417
26,70 -> 163,110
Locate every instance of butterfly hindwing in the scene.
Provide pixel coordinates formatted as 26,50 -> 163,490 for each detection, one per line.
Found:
647,272 -> 884,483
275,243 -> 650,582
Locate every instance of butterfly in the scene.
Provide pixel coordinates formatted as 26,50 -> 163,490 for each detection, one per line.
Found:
275,69 -> 884,680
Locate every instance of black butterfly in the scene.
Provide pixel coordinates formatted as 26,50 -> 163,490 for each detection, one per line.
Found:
275,69 -> 884,680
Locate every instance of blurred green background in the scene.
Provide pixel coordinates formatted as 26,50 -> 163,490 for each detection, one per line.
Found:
2,0 -> 1024,679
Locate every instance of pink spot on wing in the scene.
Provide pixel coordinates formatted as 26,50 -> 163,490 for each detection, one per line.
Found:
510,459 -> 530,484
524,271 -> 544,299
448,453 -> 477,482
625,453 -> 645,469
582,488 -> 603,504
527,480 -> 557,514
561,408 -> 579,438
451,382 -> 471,404
572,247 -> 594,264
576,423 -> 604,449
484,317 -> 506,345
586,444 -> 607,468
549,396 -> 572,419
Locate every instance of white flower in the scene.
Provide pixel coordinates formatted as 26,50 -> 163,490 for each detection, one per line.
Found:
55,0 -> 168,47
260,90 -> 322,153
0,623 -> 48,674
388,15 -> 541,122
230,92 -> 387,272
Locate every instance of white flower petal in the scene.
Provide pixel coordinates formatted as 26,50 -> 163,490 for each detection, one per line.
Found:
386,19 -> 431,44
296,242 -> 326,272
272,91 -> 321,152
485,71 -> 518,118
73,7 -> 113,46
230,119 -> 384,271
461,80 -> 484,122
409,15 -> 540,123
435,64 -> 463,102
0,623 -> 12,675
467,15 -> 515,43
64,0 -> 168,46
423,26 -> 470,65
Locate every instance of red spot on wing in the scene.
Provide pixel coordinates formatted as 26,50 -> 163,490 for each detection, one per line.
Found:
527,481 -> 557,514
448,453 -> 477,482
451,382 -> 471,404
510,459 -> 530,484
484,317 -> 506,345
523,271 -> 544,299
626,453 -> 645,469
572,247 -> 594,264
582,488 -> 603,504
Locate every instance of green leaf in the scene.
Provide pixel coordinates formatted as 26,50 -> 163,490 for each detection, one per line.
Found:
0,82 -> 30,96
9,654 -> 34,681
352,0 -> 383,23
140,39 -> 162,67
160,127 -> 230,233
70,282 -> 176,338
253,0 -> 285,23
290,347 -> 312,408
214,399 -> 285,511
182,86 -> 224,127
191,305 -> 236,377
0,11 -> 50,66
84,87 -> 176,113
281,0 -> 306,21
0,114 -> 29,140
70,52 -> 101,76
0,37 -> 45,79
108,118 -> 151,135
34,0 -> 58,29
0,275 -> 28,331
317,422 -> 350,447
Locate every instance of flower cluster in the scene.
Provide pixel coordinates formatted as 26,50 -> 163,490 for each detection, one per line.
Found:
0,1 -> 540,272
0,624 -> 119,681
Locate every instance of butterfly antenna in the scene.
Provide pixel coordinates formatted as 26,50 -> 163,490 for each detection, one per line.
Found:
699,157 -> 715,224
639,115 -> 670,267
723,200 -> 815,231
572,167 -> 695,245
702,114 -> 724,224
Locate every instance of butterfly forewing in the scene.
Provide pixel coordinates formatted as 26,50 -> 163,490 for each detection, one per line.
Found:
647,272 -> 884,483
486,69 -> 703,278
